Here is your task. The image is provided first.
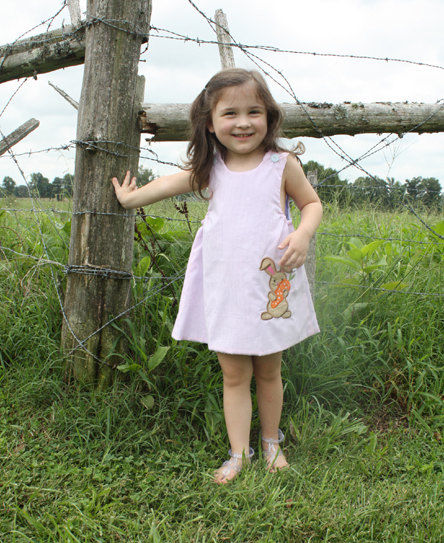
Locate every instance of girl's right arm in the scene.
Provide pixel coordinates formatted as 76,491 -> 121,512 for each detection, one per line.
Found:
111,170 -> 193,209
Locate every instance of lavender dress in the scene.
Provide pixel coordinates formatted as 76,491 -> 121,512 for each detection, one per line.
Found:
171,151 -> 319,356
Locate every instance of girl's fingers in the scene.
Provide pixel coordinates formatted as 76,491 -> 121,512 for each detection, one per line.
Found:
278,235 -> 291,250
279,249 -> 292,268
280,249 -> 305,270
111,177 -> 121,190
111,172 -> 136,192
122,170 -> 131,187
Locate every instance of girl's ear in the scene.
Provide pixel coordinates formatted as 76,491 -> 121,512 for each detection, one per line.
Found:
207,121 -> 214,133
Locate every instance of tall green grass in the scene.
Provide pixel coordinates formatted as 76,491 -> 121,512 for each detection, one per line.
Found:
0,199 -> 443,540
0,200 -> 442,427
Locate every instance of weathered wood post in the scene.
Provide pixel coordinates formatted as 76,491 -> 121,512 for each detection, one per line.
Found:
67,0 -> 82,27
214,10 -> 235,69
61,0 -> 152,387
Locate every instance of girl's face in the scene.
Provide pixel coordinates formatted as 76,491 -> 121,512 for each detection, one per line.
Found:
208,81 -> 268,162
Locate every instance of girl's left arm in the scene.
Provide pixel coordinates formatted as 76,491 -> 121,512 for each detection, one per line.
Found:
278,155 -> 323,272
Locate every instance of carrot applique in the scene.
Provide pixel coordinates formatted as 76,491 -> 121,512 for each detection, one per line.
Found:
259,257 -> 292,320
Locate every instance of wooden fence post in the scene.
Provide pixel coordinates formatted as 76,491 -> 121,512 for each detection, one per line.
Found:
214,10 -> 235,69
48,81 -> 79,110
305,170 -> 318,298
67,0 -> 82,27
61,0 -> 151,387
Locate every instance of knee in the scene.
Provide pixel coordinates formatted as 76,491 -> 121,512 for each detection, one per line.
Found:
221,364 -> 253,388
253,362 -> 281,384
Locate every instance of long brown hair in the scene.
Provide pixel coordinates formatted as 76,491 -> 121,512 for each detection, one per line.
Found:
185,68 -> 285,197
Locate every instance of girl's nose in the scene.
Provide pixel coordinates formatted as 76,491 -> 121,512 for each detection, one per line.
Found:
236,116 -> 251,128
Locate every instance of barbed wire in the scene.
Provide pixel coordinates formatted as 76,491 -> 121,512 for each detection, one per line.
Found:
0,2 -> 68,71
0,78 -> 29,120
2,243 -> 441,299
1,2 -> 443,372
148,25 -> 444,72
183,0 -> 444,241
315,281 -> 442,297
314,98 -> 444,186
0,125 -> 117,368
3,238 -> 442,300
2,206 -> 442,248
4,12 -> 443,72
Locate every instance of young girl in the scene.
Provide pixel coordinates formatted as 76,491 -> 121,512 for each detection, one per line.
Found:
112,68 -> 322,484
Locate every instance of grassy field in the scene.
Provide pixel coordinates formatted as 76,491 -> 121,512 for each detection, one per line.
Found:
0,197 -> 443,542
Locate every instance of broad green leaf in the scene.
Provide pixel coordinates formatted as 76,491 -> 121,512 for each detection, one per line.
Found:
141,395 -> 155,410
146,216 -> 165,231
348,237 -> 364,249
347,247 -> 363,262
380,281 -> 408,291
324,255 -> 361,270
360,240 -> 384,257
117,362 -> 142,373
148,345 -> 170,371
161,230 -> 192,242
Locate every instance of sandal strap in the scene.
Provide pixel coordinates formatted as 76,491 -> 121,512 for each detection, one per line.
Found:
218,447 -> 254,478
261,428 -> 284,445
228,447 -> 255,460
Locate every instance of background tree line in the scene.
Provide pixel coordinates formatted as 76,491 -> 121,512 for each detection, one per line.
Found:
302,161 -> 442,211
1,172 -> 74,200
1,163 -> 442,210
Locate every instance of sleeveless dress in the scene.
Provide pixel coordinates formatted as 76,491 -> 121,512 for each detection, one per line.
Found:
171,150 -> 319,356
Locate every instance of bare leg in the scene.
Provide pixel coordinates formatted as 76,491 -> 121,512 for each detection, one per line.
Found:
253,351 -> 289,471
214,352 -> 253,483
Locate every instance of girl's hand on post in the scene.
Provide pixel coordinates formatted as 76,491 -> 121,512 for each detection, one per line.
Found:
278,229 -> 311,272
111,170 -> 137,209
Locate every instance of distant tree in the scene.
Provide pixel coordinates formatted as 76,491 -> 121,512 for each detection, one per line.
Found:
1,176 -> 16,196
303,160 -> 349,205
386,177 -> 406,210
352,176 -> 388,208
421,177 -> 442,209
29,172 -> 52,198
52,176 -> 63,200
137,166 -> 156,186
405,176 -> 442,209
62,173 -> 74,197
15,185 -> 28,198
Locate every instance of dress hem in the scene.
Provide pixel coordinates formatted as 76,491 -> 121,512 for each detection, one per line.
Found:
171,326 -> 320,357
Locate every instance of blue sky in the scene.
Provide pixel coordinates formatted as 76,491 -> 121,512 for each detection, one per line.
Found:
0,0 -> 443,185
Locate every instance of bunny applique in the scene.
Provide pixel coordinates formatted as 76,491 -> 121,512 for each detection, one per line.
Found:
259,257 -> 292,320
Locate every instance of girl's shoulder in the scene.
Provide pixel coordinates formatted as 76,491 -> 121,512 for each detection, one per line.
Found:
282,153 -> 305,184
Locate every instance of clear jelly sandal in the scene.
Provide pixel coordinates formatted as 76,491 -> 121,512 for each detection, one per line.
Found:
262,429 -> 289,472
214,447 -> 254,484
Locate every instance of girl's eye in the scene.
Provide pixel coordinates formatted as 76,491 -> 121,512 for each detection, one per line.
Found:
250,110 -> 261,115
224,111 -> 235,116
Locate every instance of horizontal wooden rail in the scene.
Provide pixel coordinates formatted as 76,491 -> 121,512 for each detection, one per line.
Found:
0,25 -> 86,83
0,118 -> 40,156
140,101 -> 444,140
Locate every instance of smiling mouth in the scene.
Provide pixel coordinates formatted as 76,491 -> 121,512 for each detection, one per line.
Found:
233,133 -> 253,138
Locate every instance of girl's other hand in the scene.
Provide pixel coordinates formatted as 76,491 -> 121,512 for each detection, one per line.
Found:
111,170 -> 137,208
278,229 -> 311,272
